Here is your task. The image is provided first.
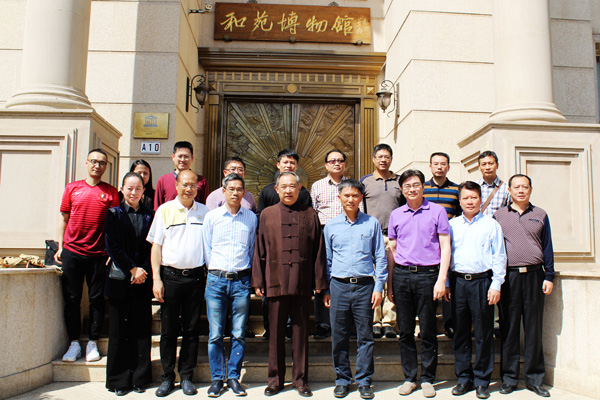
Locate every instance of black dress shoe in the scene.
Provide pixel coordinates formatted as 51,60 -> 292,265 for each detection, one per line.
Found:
264,385 -> 281,396
333,385 -> 349,398
373,326 -> 382,338
207,380 -> 224,397
181,379 -> 197,396
476,386 -> 490,399
499,383 -> 516,394
313,327 -> 331,339
245,329 -> 256,338
452,382 -> 473,396
156,381 -> 175,397
526,384 -> 550,397
132,385 -> 145,393
445,326 -> 455,339
295,385 -> 313,397
227,379 -> 247,396
358,385 -> 375,399
115,388 -> 128,396
383,326 -> 397,338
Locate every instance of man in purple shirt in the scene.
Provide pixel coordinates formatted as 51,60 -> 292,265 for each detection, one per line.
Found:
388,170 -> 451,398
206,157 -> 257,212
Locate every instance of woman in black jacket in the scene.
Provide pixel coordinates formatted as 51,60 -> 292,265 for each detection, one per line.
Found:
105,172 -> 154,395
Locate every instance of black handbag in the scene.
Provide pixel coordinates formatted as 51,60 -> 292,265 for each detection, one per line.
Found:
109,261 -> 126,280
45,240 -> 59,266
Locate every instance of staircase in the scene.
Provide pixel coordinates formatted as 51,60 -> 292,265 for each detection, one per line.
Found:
52,295 -> 502,383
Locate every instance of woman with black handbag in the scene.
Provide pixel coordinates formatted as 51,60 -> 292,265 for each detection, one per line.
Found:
104,172 -> 154,395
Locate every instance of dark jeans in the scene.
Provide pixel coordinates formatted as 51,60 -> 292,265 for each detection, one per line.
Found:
392,267 -> 439,383
159,267 -> 206,382
60,248 -> 107,341
499,268 -> 546,386
451,274 -> 495,387
330,278 -> 375,387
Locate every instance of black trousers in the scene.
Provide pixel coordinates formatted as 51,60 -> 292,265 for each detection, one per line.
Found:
392,268 -> 439,383
105,287 -> 152,390
314,291 -> 331,332
450,274 -> 495,387
159,267 -> 205,382
60,248 -> 107,341
499,268 -> 546,386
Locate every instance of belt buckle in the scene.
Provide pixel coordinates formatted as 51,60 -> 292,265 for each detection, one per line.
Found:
181,269 -> 190,277
349,277 -> 358,284
225,272 -> 237,280
464,274 -> 472,281
518,267 -> 528,274
409,265 -> 418,273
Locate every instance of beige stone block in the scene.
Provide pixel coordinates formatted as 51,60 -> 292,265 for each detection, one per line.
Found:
553,66 -> 597,120
0,50 -> 22,103
550,19 -> 595,68
0,0 -> 25,49
550,0 -> 592,21
592,0 -> 600,34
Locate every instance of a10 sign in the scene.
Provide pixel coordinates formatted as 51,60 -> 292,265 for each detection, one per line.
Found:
141,141 -> 160,154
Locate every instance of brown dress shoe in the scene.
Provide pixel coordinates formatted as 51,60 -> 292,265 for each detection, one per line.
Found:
264,385 -> 281,396
295,385 -> 313,397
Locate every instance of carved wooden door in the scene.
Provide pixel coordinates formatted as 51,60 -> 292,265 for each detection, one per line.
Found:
225,101 -> 356,198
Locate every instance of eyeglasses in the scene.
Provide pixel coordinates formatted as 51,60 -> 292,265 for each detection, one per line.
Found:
88,159 -> 107,167
326,159 -> 345,165
374,155 -> 391,160
402,183 -> 422,190
226,167 -> 245,173
179,183 -> 197,189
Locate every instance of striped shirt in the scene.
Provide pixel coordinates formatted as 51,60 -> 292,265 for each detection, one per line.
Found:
423,178 -> 461,219
60,180 -> 119,256
493,204 -> 555,281
146,198 -> 208,269
311,176 -> 364,225
203,205 -> 257,272
478,177 -> 510,216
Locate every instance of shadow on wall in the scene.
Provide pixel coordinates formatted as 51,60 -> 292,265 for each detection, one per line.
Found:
542,276 -> 563,386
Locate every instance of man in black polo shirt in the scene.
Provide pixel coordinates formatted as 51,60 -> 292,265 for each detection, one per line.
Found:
494,174 -> 554,398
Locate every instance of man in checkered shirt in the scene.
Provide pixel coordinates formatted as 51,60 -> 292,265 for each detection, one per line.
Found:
477,151 -> 510,215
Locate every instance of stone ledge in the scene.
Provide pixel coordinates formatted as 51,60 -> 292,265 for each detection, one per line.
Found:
0,267 -> 59,275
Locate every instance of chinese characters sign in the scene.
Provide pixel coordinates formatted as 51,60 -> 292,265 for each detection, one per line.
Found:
214,3 -> 371,44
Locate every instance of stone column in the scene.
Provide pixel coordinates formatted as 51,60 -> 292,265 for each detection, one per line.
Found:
490,0 -> 566,122
5,0 -> 92,110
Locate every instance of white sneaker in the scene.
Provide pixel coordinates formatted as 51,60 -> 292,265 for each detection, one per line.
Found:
62,341 -> 81,362
85,340 -> 101,362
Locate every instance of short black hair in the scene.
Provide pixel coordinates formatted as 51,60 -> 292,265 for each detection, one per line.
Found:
325,149 -> 346,163
508,174 -> 532,187
372,143 -> 393,157
478,150 -> 498,164
122,171 -> 144,187
399,169 -> 425,186
277,149 -> 300,163
458,181 -> 482,198
222,173 -> 245,189
88,148 -> 107,157
337,179 -> 364,195
173,141 -> 194,155
224,156 -> 246,170
430,152 -> 450,164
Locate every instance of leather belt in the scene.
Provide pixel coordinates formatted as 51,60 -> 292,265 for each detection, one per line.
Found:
333,276 -> 373,284
396,264 -> 440,273
162,265 -> 205,277
453,270 -> 492,281
208,268 -> 251,280
508,264 -> 542,274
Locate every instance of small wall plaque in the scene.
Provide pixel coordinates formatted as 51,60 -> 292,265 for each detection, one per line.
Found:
141,141 -> 161,154
133,112 -> 169,139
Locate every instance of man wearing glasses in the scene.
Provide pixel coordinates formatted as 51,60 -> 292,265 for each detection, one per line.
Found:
56,149 -> 120,363
388,170 -> 451,397
360,144 -> 404,339
206,157 -> 256,212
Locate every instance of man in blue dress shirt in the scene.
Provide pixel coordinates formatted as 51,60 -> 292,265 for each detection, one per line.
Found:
323,179 -> 388,399
448,181 -> 506,399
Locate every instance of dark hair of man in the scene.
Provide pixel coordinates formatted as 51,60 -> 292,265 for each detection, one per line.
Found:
224,156 -> 246,170
399,169 -> 425,186
121,171 -> 144,187
129,159 -> 154,193
88,148 -> 108,157
173,141 -> 194,155
430,152 -> 450,164
458,181 -> 482,198
337,179 -> 364,195
477,150 -> 498,164
275,171 -> 301,186
277,148 -> 300,163
222,173 -> 245,189
508,174 -> 532,187
372,143 -> 393,157
325,149 -> 346,163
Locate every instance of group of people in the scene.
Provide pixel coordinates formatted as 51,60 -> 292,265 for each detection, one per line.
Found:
54,141 -> 554,400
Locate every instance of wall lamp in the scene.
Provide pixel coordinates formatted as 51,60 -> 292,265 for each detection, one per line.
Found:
376,79 -> 399,118
186,74 -> 209,112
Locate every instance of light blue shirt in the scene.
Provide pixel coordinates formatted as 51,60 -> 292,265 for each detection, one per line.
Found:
203,205 -> 257,272
449,212 -> 507,291
324,211 -> 388,293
